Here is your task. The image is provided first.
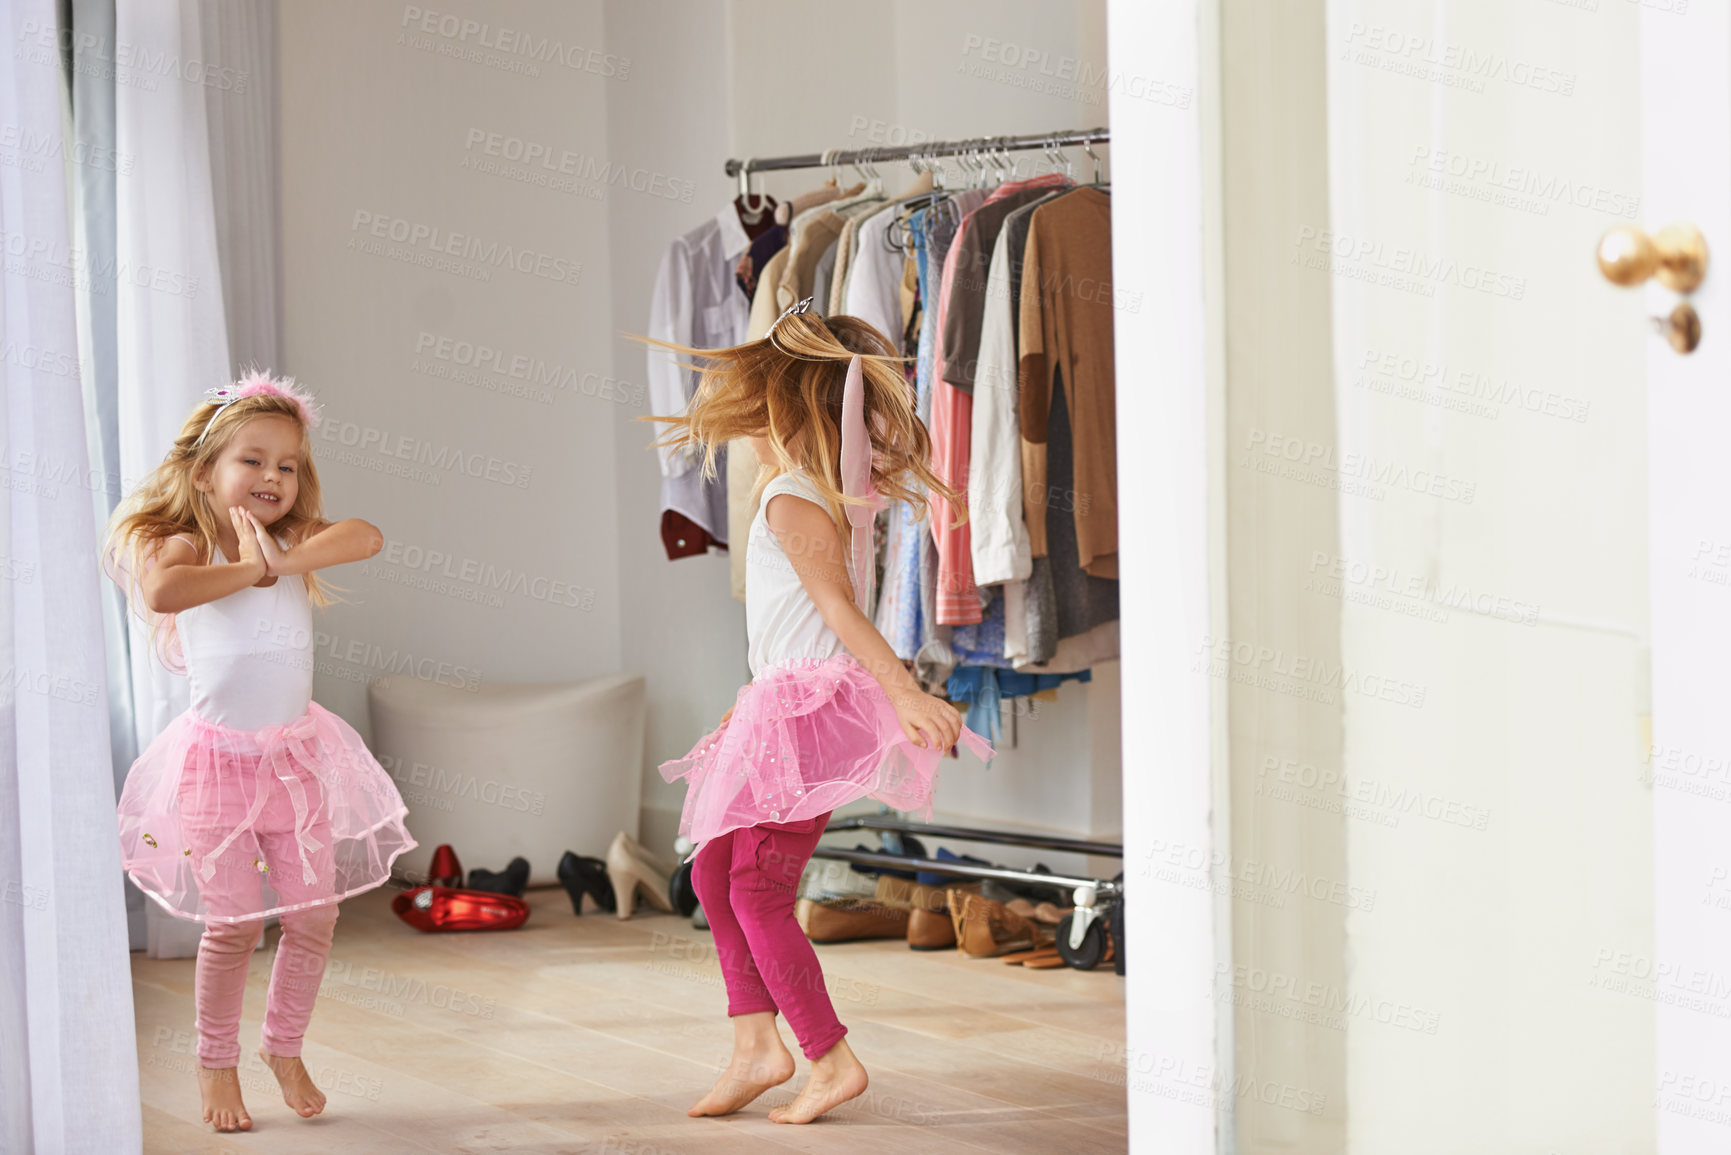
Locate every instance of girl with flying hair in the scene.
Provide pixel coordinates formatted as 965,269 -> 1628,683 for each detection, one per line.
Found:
642,302 -> 994,1125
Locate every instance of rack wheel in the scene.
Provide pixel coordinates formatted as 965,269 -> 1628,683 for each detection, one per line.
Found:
669,859 -> 699,917
1056,912 -> 1110,970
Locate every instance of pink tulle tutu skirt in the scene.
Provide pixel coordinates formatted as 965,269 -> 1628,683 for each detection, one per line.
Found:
117,701 -> 417,924
660,655 -> 995,847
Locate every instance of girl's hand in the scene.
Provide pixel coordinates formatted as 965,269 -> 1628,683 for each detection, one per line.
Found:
889,688 -> 963,752
717,705 -> 735,730
243,509 -> 288,575
227,507 -> 266,579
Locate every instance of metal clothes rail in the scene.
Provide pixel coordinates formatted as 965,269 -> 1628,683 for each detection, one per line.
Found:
723,125 -> 1109,176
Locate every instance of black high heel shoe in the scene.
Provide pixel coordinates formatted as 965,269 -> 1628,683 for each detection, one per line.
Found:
466,856 -> 530,897
557,851 -> 617,915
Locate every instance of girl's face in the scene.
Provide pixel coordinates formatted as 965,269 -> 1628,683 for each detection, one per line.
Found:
197,415 -> 303,525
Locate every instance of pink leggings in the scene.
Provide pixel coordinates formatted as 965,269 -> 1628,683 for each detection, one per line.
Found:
195,906 -> 337,1067
691,813 -> 845,1061
184,757 -> 340,1068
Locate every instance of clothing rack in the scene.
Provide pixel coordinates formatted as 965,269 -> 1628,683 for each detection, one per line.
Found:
723,125 -> 1109,176
722,125 -> 1122,971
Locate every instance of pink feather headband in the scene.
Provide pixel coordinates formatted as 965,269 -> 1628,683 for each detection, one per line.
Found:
193,369 -> 322,445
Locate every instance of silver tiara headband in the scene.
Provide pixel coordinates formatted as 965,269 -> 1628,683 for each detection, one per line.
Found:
770,296 -> 814,336
193,386 -> 243,446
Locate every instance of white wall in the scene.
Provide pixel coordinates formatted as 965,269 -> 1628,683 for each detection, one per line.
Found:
280,2 -> 625,876
278,0 -> 1123,871
600,0 -> 751,857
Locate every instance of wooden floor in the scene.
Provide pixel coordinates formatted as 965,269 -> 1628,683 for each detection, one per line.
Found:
133,886 -> 1128,1154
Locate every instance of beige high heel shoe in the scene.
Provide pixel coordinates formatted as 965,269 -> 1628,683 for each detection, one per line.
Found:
613,830 -> 674,877
607,831 -> 674,919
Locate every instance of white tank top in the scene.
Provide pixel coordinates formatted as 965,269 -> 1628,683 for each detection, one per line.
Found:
174,537 -> 315,731
746,470 -> 846,677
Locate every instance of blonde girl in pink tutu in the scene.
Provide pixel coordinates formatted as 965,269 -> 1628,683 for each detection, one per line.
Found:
643,301 -> 993,1125
105,372 -> 416,1132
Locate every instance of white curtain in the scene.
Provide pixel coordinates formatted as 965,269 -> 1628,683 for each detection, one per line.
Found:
65,0 -> 166,957
199,0 -> 282,371
0,0 -> 144,1148
115,0 -> 230,752
110,0 -> 278,958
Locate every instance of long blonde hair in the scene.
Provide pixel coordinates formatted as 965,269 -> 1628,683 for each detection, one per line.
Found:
633,312 -> 961,532
104,390 -> 334,669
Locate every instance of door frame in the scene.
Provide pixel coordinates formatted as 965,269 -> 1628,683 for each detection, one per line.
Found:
1108,0 -> 1231,1150
1641,5 -> 1731,1151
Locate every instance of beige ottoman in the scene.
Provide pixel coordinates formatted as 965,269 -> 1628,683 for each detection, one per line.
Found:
368,673 -> 646,888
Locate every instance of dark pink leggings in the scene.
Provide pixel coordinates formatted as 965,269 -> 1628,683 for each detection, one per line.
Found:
691,812 -> 845,1061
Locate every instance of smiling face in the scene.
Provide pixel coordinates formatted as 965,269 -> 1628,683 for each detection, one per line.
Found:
196,414 -> 304,525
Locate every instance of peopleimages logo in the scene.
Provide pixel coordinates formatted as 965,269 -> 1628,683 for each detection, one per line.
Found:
372,539 -> 597,612
317,417 -> 533,489
461,130 -> 694,203
1407,146 -> 1639,220
412,331 -> 645,406
349,211 -> 581,286
399,6 -> 630,78
1292,226 -> 1526,300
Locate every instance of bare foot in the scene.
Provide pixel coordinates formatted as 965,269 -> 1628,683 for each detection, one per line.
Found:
769,1037 -> 868,1124
258,1047 -> 327,1118
688,1026 -> 796,1117
197,1065 -> 252,1132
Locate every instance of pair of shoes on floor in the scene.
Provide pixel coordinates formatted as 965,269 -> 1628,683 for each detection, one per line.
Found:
607,831 -> 675,919
948,889 -> 1057,958
796,876 -> 982,947
426,843 -> 532,898
556,852 -> 616,915
796,873 -> 919,942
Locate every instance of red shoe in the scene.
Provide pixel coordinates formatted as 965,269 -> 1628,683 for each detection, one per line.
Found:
392,886 -> 530,932
426,844 -> 464,888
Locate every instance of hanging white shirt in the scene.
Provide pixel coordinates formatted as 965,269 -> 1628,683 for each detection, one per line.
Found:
647,205 -> 753,544
844,203 -> 910,354
968,224 -> 1032,587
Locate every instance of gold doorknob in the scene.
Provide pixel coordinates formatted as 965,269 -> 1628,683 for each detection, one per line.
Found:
1654,301 -> 1702,354
1597,223 -> 1708,293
